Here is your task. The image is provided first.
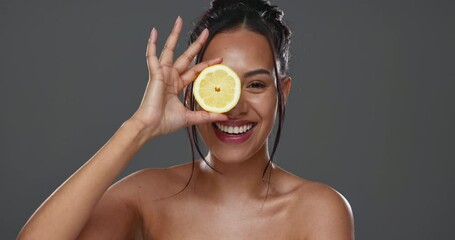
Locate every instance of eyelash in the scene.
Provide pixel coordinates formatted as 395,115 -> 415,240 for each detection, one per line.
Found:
248,81 -> 266,89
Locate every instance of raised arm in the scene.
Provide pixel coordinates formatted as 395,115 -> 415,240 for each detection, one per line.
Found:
18,16 -> 227,240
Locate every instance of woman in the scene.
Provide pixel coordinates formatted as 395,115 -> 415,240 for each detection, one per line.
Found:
18,0 -> 354,239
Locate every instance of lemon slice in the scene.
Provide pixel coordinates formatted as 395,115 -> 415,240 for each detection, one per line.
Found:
193,64 -> 241,113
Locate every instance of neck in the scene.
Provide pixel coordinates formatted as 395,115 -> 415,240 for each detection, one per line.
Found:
195,148 -> 273,201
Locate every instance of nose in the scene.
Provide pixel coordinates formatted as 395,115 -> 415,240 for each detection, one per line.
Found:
226,90 -> 248,117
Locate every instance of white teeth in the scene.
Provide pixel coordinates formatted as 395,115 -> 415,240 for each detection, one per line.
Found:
215,123 -> 254,134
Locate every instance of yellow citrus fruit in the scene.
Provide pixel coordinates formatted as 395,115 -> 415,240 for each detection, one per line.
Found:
193,64 -> 241,113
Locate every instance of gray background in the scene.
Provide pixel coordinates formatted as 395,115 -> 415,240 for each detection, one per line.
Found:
1,0 -> 454,239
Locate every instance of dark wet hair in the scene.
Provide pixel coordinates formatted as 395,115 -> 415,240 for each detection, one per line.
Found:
182,0 -> 292,188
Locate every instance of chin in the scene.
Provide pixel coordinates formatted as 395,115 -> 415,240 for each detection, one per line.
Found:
205,140 -> 269,167
208,150 -> 252,165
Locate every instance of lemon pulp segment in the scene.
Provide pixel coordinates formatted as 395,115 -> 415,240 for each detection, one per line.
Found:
193,64 -> 241,113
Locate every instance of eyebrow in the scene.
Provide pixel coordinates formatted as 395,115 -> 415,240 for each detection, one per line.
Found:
243,69 -> 272,78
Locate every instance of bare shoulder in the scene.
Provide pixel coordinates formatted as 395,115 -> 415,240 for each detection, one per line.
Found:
300,183 -> 354,239
109,162 -> 195,205
273,168 -> 354,239
294,180 -> 354,239
78,164 -> 193,239
299,182 -> 353,216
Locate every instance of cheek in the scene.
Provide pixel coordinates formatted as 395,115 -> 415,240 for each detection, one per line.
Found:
248,91 -> 278,123
195,123 -> 213,148
196,121 -> 211,134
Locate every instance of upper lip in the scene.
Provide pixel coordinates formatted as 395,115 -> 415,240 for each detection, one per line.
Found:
214,120 -> 256,127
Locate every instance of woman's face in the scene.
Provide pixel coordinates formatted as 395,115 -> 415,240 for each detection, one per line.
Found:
197,28 -> 289,164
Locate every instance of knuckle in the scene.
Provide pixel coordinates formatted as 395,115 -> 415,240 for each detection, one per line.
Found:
183,53 -> 193,63
195,40 -> 204,48
196,62 -> 208,71
164,45 -> 175,53
201,112 -> 211,121
146,56 -> 155,62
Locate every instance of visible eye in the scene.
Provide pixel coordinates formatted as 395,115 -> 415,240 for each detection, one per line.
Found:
248,81 -> 266,89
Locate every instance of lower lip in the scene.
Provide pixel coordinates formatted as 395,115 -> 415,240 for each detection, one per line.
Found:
213,124 -> 255,144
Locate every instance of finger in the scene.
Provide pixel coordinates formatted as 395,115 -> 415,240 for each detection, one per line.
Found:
174,28 -> 209,74
146,28 -> 163,81
146,27 -> 157,59
159,16 -> 183,66
185,110 -> 228,127
179,57 -> 223,89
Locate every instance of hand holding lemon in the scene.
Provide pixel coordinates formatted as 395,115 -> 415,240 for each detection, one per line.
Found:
131,17 -> 228,139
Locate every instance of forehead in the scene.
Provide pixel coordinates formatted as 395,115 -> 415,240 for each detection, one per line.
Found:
202,28 -> 275,74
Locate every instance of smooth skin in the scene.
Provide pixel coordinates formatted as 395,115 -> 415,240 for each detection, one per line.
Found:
18,17 -> 354,240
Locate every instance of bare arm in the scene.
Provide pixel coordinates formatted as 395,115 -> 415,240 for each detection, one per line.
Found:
18,119 -> 147,240
18,16 -> 227,240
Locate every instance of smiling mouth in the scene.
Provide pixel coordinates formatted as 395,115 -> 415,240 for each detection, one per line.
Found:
213,122 -> 256,135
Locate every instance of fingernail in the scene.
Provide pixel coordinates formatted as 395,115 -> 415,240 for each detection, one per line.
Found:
150,27 -> 156,41
175,16 -> 181,25
199,28 -> 209,39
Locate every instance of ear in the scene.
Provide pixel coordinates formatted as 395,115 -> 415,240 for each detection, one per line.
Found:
281,75 -> 292,105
